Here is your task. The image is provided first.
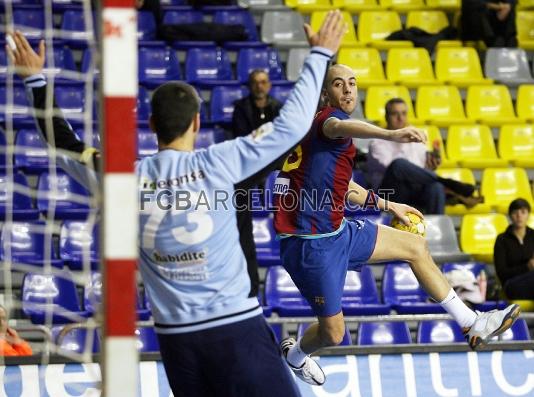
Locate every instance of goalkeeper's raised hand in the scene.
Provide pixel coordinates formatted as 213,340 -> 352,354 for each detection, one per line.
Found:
5,31 -> 45,79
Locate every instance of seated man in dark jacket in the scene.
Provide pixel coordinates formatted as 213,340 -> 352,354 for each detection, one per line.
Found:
494,198 -> 534,299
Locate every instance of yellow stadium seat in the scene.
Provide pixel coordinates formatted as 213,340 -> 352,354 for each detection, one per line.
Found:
379,0 -> 425,11
435,48 -> 493,87
415,85 -> 467,126
460,214 -> 509,262
509,300 -> 534,312
333,0 -> 380,12
436,168 -> 491,214
285,0 -> 333,12
516,85 -> 534,121
386,48 -> 437,87
518,0 -> 534,9
481,168 -> 534,213
358,11 -> 414,49
414,124 -> 457,168
446,125 -> 508,168
529,214 -> 534,228
310,11 -> 361,47
517,11 -> 534,50
406,10 -> 448,33
465,85 -> 520,126
498,124 -> 534,168
425,0 -> 460,11
364,85 -> 422,126
337,48 -> 388,88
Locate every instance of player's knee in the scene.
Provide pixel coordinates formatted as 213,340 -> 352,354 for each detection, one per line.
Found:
406,235 -> 430,261
319,325 -> 345,346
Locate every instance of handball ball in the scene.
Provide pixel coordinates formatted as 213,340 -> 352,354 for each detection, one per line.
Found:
391,213 -> 426,237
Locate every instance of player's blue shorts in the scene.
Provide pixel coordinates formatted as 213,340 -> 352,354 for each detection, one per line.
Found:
280,219 -> 379,317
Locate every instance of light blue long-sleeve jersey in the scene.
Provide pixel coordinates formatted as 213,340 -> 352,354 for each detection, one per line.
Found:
136,47 -> 333,334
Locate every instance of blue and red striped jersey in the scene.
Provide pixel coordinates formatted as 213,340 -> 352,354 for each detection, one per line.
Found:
273,106 -> 356,235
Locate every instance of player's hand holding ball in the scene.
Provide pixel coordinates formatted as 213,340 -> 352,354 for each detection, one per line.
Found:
388,203 -> 426,237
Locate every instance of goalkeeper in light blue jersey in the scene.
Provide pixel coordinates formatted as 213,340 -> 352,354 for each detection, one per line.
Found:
10,12 -> 347,397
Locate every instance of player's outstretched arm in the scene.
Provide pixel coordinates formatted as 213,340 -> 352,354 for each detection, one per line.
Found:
205,11 -> 347,184
324,118 -> 427,144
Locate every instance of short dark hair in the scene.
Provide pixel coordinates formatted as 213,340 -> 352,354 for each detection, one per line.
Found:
508,198 -> 531,215
248,69 -> 269,86
150,82 -> 201,145
385,97 -> 406,116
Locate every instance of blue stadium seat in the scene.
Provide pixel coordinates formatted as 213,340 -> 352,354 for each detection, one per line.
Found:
195,128 -> 217,149
37,171 -> 92,220
54,85 -> 86,127
0,173 -> 40,220
185,48 -> 235,86
14,129 -> 49,174
298,322 -> 352,345
43,47 -> 78,84
0,47 -> 8,83
137,130 -> 158,158
0,85 -> 34,128
52,326 -> 100,353
357,322 -> 412,345
265,266 -> 313,316
270,84 -> 293,104
138,46 -> 182,89
493,318 -> 530,341
0,221 -> 63,268
60,221 -> 99,271
22,272 -> 90,324
138,10 -> 157,42
60,10 -> 93,48
210,85 -> 247,123
342,267 -> 391,315
74,129 -> 100,149
236,48 -> 284,83
52,0 -> 85,11
163,9 -> 204,24
137,86 -> 150,126
417,320 -> 465,343
252,216 -> 281,267
136,327 -> 160,352
442,262 -> 507,311
80,49 -> 99,79
382,262 -> 445,314
13,8 -> 44,40
214,10 -> 259,41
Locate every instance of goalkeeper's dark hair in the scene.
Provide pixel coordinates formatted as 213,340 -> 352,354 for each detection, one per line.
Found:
508,198 -> 531,216
150,82 -> 201,145
385,97 -> 406,116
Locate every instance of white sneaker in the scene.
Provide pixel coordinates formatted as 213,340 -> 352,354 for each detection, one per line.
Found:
280,338 -> 325,386
463,304 -> 521,350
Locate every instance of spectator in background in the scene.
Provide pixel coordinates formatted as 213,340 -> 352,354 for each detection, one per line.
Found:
367,98 -> 480,214
231,70 -> 282,138
461,0 -> 517,47
0,305 -> 32,356
494,198 -> 534,299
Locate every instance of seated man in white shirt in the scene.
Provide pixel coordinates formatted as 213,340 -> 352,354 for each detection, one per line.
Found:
367,98 -> 476,214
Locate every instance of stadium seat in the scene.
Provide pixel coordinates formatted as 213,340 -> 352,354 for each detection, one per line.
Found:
213,9 -> 259,42
137,86 -> 150,126
137,10 -> 157,42
14,129 -> 50,174
465,85 -> 520,126
493,318 -> 531,341
379,0 -> 424,11
286,48 -> 310,82
261,11 -> 308,47
417,320 -> 465,343
406,10 -> 449,33
0,47 -> 8,82
310,11 -> 360,47
60,221 -> 99,271
137,131 -> 158,158
298,323 -> 352,345
60,10 -> 93,48
484,48 -> 534,86
415,85 -> 467,127
210,86 -> 247,123
0,85 -> 34,128
498,124 -> 534,168
54,85 -> 86,127
357,322 -> 412,345
41,47 -> 78,84
337,48 -> 387,89
510,299 -> 534,312
163,9 -> 204,25
252,216 -> 281,267
481,167 -> 534,213
460,213 -> 508,262
341,267 -> 391,315
446,124 -> 508,168
425,0 -> 460,10
386,48 -> 436,87
516,85 -> 534,121
53,327 -> 100,353
138,46 -> 182,89
194,128 -> 217,149
285,0 -> 333,13
435,48 -> 493,87
270,84 -> 293,104
80,48 -> 99,79
136,327 -> 160,352
424,215 -> 471,263
185,47 -> 234,86
37,171 -> 92,220
414,124 -> 456,168
236,48 -> 284,83
517,11 -> 534,50
13,8 -> 44,40
0,173 -> 39,220
382,262 -> 445,314
239,0 -> 286,9
358,11 -> 414,49
0,221 -> 63,268
264,266 -> 313,316
22,272 -> 90,324
332,0 -> 380,12
435,168 -> 490,214
364,85 -> 420,126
